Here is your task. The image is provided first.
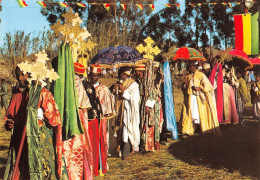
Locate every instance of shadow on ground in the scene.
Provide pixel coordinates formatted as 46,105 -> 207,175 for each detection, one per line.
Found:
169,116 -> 260,179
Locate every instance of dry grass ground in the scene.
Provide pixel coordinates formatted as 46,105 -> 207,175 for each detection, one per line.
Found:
0,78 -> 259,179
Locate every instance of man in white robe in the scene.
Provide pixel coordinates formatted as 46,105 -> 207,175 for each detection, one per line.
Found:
118,67 -> 140,160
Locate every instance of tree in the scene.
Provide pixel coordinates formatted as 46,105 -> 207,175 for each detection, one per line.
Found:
0,30 -> 57,72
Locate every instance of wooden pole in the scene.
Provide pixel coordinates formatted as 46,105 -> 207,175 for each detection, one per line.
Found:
12,125 -> 26,180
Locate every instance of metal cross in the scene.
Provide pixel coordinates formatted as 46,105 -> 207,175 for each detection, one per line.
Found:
136,36 -> 161,60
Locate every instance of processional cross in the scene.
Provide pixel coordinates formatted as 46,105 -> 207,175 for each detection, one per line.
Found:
136,37 -> 161,60
136,37 -> 161,151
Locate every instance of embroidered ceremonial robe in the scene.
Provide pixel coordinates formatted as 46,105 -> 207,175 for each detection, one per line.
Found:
181,70 -> 221,135
94,82 -> 115,158
122,78 -> 140,151
63,75 -> 93,180
142,72 -> 164,151
4,86 -> 62,180
223,82 -> 239,124
82,80 -> 106,176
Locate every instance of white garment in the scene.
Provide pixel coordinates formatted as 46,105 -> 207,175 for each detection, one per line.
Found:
190,94 -> 200,124
122,81 -> 140,151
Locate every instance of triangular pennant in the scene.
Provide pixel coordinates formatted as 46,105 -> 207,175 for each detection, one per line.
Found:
103,3 -> 110,11
163,3 -> 171,8
59,2 -> 69,8
120,4 -> 126,10
149,4 -> 155,11
136,4 -> 143,10
17,0 -> 28,8
77,3 -> 86,8
37,1 -> 46,8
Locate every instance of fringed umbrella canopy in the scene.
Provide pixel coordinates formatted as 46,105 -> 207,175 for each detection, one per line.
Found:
226,49 -> 253,69
250,57 -> 260,65
246,57 -> 260,71
172,47 -> 206,61
90,46 -> 147,68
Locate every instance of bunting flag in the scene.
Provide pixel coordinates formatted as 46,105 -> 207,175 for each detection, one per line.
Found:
234,12 -> 259,55
59,2 -> 69,8
103,3 -> 110,11
17,0 -> 28,7
13,1 -> 244,9
37,1 -> 46,8
149,4 -> 155,11
136,4 -> 143,10
163,3 -> 171,8
120,4 -> 126,10
77,3 -> 86,8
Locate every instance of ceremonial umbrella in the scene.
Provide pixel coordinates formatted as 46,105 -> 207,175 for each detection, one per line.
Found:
172,47 -> 206,61
246,57 -> 260,71
225,49 -> 253,69
90,46 -> 146,68
250,57 -> 260,65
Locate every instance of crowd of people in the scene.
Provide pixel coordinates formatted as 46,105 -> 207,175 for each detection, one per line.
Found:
0,55 -> 259,180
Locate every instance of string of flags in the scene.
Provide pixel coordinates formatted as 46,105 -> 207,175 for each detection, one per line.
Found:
16,0 -> 242,10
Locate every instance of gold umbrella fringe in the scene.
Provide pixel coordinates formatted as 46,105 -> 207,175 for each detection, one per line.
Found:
93,58 -> 149,69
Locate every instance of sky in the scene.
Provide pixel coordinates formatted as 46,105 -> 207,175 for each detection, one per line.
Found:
0,0 -> 185,46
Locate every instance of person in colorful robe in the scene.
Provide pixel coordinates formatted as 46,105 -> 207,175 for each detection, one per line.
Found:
142,61 -> 164,151
62,63 -> 93,180
4,66 -> 63,180
88,64 -> 115,166
82,72 -> 105,176
236,70 -> 248,125
180,61 -> 221,136
209,63 -> 223,123
118,67 -> 140,160
252,73 -> 260,120
222,67 -> 239,124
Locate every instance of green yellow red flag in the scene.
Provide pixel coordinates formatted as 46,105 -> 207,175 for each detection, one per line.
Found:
234,12 -> 259,55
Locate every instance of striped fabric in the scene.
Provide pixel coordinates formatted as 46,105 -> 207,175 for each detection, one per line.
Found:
234,12 -> 259,55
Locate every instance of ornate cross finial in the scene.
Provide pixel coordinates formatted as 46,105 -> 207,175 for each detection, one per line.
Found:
51,8 -> 90,46
136,36 -> 161,60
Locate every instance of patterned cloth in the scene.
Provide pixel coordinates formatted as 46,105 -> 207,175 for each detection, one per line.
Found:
4,87 -> 63,180
62,76 -> 93,180
94,82 -> 115,116
142,72 -> 164,151
223,83 -> 239,124
90,46 -> 143,67
82,80 -> 106,176
94,82 -> 115,161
